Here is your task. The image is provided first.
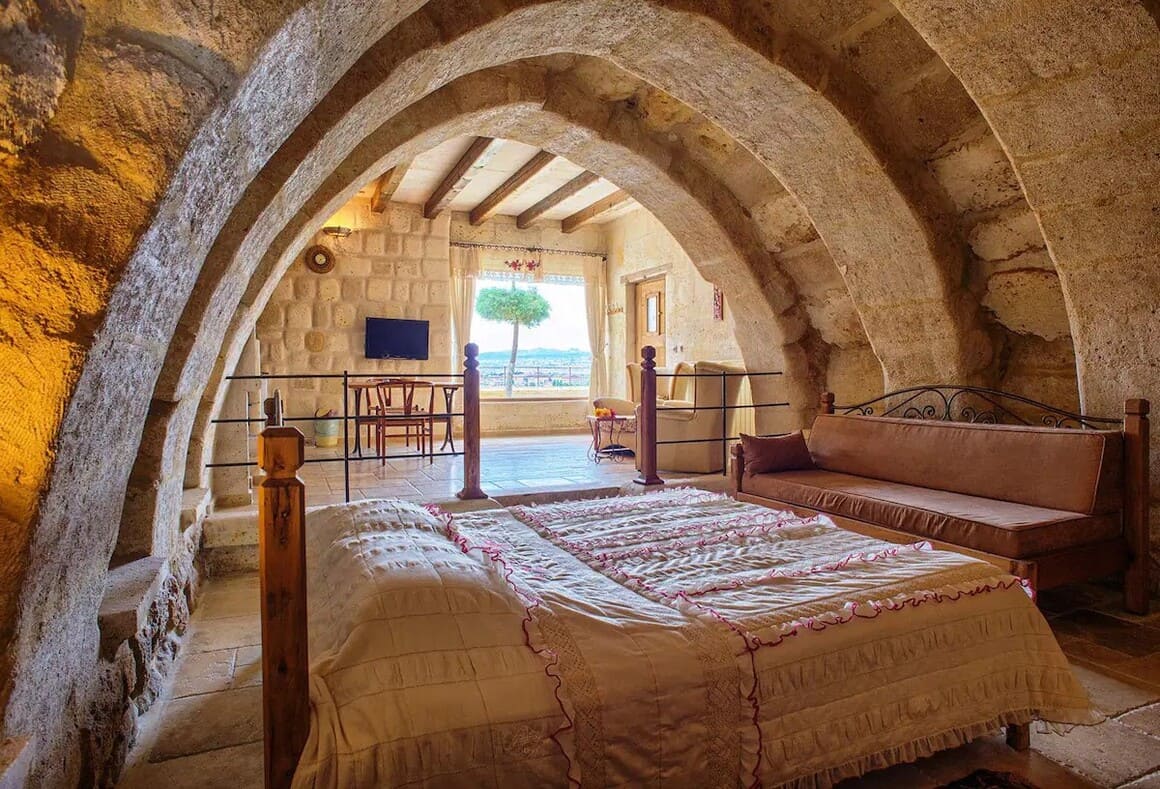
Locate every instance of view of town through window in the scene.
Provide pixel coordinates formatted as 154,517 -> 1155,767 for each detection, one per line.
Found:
471,274 -> 591,398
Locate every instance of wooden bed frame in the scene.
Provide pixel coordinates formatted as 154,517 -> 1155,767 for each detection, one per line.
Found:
255,345 -> 488,788
254,363 -> 1136,786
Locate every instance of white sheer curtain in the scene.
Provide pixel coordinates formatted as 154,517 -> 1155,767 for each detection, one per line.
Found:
449,246 -> 480,359
583,257 -> 609,399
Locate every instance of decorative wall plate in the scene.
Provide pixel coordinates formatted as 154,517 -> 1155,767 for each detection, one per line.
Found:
304,244 -> 335,274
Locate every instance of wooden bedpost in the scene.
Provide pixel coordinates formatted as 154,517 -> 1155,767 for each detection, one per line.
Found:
730,443 -> 745,495
820,391 -> 835,415
457,343 -> 486,500
1006,723 -> 1031,751
1124,398 -> 1150,615
634,345 -> 663,486
258,401 -> 310,789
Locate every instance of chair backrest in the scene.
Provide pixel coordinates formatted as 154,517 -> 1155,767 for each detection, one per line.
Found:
626,363 -> 673,402
378,379 -> 434,416
668,362 -> 696,402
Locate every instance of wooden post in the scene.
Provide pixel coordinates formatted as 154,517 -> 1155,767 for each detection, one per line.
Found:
1006,722 -> 1031,751
634,346 -> 663,486
820,391 -> 835,415
730,443 -> 745,495
258,422 -> 310,789
457,343 -> 486,500
1124,398 -> 1151,615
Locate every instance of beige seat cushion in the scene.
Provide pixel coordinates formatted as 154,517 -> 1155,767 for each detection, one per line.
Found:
743,469 -> 1121,559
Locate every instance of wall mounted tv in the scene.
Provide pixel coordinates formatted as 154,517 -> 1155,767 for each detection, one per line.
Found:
365,317 -> 430,360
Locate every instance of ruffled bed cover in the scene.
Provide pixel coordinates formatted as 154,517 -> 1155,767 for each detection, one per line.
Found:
294,489 -> 1097,788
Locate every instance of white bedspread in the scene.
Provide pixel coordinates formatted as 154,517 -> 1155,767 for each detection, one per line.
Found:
294,490 -> 1096,788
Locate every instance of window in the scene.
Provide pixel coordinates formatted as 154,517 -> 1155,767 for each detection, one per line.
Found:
472,274 -> 590,398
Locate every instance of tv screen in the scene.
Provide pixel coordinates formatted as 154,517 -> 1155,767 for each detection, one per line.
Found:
365,317 -> 429,360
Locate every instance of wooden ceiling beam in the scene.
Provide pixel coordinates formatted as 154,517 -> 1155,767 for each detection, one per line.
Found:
561,189 -> 633,233
369,162 -> 410,213
423,136 -> 501,219
516,171 -> 600,229
468,150 -> 557,226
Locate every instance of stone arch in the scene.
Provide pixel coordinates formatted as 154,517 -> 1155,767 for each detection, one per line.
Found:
153,61 -> 826,538
888,0 -> 1160,539
4,1 -> 998,781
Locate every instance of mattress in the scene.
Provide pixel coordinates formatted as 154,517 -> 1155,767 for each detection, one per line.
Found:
294,489 -> 1096,788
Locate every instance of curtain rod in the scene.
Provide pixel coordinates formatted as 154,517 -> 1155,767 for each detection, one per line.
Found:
449,240 -> 607,259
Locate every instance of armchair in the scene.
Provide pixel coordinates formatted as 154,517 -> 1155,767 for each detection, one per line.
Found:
639,361 -> 749,474
626,362 -> 674,402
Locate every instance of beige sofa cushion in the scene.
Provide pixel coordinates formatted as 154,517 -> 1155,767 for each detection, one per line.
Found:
744,469 -> 1121,558
807,414 -> 1123,515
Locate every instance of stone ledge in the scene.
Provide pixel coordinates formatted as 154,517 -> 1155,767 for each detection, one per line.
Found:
180,487 -> 211,533
98,557 -> 165,660
0,738 -> 33,789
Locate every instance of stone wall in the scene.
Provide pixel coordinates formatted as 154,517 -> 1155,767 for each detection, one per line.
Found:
3,2 -> 1157,785
604,210 -> 743,398
255,200 -> 453,438
252,205 -> 610,443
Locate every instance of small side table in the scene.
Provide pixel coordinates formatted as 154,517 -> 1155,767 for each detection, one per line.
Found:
586,415 -> 636,463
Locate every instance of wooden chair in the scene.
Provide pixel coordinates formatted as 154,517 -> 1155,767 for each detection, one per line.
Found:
374,379 -> 435,464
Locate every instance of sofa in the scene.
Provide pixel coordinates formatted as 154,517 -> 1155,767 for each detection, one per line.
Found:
731,401 -> 1150,613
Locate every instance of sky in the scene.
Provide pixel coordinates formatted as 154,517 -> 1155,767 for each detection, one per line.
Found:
471,279 -> 590,354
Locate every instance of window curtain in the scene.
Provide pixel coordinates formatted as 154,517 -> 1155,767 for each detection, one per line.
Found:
583,257 -> 609,399
449,246 -> 480,360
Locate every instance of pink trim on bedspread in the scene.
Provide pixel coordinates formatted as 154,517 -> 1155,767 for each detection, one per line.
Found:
424,505 -> 580,787
509,495 -> 1031,788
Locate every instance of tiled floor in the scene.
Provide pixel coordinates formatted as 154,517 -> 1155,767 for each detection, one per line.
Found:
297,432 -> 645,504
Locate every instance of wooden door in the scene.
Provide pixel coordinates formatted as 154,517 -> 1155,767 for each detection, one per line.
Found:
635,277 -> 666,365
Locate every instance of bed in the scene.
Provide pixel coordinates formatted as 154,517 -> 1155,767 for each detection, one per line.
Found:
285,488 -> 1097,788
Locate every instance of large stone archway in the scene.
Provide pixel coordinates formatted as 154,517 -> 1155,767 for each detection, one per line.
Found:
889,0 -> 1160,539
135,61 -> 827,558
11,1 -> 1155,784
5,3 -> 988,779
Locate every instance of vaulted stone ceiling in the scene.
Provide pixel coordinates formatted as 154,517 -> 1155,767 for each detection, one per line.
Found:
1,0 -> 1156,784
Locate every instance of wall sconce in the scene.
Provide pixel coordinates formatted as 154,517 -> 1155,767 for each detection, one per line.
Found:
606,305 -> 625,316
322,226 -> 353,238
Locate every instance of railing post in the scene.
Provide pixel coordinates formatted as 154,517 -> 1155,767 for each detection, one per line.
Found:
634,345 -> 663,486
257,411 -> 309,789
458,343 -> 487,500
1124,398 -> 1151,614
721,370 -> 728,476
342,370 -> 351,503
820,391 -> 835,415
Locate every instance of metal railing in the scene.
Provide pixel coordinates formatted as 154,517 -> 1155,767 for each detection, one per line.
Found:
634,347 -> 790,482
206,346 -> 487,503
478,362 -> 590,392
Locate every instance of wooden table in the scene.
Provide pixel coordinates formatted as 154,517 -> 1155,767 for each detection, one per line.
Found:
348,379 -> 386,457
586,414 -> 636,463
349,379 -> 463,458
433,382 -> 463,451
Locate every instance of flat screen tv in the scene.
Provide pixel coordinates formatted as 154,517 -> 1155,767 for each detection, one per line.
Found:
365,317 -> 429,360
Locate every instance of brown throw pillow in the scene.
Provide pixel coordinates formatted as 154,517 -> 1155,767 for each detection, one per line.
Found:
740,431 -> 815,476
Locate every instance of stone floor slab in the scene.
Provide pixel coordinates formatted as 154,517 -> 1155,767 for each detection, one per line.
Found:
1035,718 -> 1160,787
1071,664 -> 1160,715
150,686 -> 262,761
123,740 -> 262,788
170,649 -> 235,698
